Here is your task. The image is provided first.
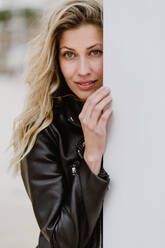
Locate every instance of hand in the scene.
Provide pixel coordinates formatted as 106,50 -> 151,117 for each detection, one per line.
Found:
78,86 -> 113,174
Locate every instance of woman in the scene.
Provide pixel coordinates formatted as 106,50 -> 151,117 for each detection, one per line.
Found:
10,0 -> 113,247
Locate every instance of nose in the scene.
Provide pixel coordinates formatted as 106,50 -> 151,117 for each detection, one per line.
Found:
77,57 -> 91,76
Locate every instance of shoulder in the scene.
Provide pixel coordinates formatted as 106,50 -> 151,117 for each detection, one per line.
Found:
20,123 -> 62,200
32,124 -> 59,151
20,124 -> 61,191
22,124 -> 60,175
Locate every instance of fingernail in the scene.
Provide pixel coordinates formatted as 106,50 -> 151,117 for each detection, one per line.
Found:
103,86 -> 111,91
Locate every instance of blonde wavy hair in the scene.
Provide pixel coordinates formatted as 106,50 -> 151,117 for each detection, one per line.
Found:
9,0 -> 103,176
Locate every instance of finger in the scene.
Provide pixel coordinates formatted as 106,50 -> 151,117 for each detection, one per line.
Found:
81,86 -> 111,115
91,86 -> 111,102
81,91 -> 111,125
97,107 -> 113,131
79,87 -> 111,122
91,95 -> 112,126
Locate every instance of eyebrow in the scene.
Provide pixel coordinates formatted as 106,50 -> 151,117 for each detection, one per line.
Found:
59,43 -> 102,50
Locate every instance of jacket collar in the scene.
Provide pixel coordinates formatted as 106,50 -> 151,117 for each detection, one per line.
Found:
53,95 -> 84,128
65,96 -> 84,128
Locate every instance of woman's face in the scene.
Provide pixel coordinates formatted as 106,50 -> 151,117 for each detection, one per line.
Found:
58,24 -> 103,101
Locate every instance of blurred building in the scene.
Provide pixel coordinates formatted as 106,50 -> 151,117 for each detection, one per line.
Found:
0,0 -> 48,10
0,0 -> 62,75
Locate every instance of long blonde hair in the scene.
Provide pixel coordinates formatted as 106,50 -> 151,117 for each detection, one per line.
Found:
9,0 -> 103,176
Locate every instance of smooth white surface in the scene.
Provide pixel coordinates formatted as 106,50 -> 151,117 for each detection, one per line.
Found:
104,0 -> 165,247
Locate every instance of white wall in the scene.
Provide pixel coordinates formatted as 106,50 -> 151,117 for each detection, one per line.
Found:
104,0 -> 165,247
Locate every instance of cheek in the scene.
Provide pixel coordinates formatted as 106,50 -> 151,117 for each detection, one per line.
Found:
94,58 -> 103,76
59,61 -> 74,79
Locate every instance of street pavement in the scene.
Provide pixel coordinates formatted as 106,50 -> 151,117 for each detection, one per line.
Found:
0,74 -> 39,248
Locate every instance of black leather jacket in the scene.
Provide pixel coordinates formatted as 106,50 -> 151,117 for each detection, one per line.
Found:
20,95 -> 110,248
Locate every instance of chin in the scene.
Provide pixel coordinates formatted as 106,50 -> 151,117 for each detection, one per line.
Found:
72,82 -> 103,101
77,92 -> 93,102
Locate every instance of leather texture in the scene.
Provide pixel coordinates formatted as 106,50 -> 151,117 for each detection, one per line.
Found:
20,95 -> 110,248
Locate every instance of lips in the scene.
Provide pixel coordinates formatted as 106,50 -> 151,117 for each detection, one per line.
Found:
75,80 -> 97,90
76,80 -> 96,85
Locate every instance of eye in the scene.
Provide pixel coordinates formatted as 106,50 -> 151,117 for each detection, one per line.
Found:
90,50 -> 102,56
63,51 -> 75,58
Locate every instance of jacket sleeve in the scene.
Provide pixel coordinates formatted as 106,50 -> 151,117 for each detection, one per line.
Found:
20,125 -> 110,248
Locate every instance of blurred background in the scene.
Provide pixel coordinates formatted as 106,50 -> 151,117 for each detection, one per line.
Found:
0,0 -> 62,247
